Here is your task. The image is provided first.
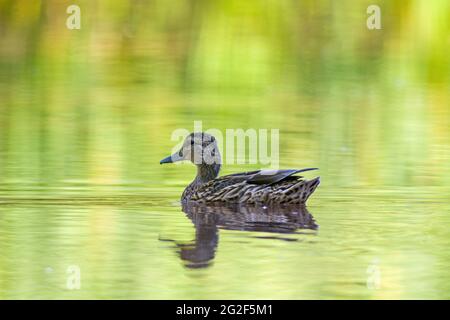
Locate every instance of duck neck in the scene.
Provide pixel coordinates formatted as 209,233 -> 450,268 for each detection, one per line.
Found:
194,163 -> 221,185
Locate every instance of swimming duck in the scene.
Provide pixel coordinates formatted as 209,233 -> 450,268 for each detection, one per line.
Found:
160,132 -> 320,205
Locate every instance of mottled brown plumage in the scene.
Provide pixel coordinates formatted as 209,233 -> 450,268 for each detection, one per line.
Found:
160,132 -> 320,205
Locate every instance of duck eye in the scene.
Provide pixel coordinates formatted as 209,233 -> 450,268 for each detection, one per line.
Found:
190,139 -> 195,145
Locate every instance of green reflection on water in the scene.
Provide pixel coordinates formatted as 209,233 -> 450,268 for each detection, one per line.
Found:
0,0 -> 449,299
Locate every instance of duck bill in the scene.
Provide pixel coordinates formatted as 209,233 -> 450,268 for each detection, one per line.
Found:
160,152 -> 183,164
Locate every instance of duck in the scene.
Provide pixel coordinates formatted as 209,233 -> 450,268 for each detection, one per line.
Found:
160,132 -> 320,205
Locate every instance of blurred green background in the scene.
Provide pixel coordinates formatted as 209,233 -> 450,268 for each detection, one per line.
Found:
0,0 -> 449,299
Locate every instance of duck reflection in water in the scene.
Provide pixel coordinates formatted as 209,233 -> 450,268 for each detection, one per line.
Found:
171,202 -> 318,269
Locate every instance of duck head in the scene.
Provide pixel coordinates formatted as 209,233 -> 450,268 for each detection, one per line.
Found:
160,132 -> 221,166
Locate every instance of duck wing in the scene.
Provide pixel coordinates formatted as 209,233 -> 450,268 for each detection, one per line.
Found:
246,168 -> 318,185
220,168 -> 318,185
